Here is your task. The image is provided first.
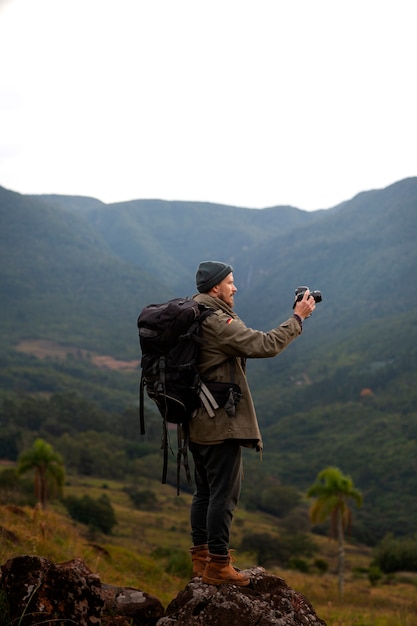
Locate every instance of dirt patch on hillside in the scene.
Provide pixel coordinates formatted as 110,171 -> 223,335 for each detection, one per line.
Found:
90,355 -> 140,371
15,339 -> 139,372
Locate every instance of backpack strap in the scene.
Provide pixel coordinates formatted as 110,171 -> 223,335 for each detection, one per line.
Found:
140,365 -> 171,486
161,415 -> 169,485
198,381 -> 219,417
139,371 -> 146,435
176,424 -> 192,495
158,355 -> 171,486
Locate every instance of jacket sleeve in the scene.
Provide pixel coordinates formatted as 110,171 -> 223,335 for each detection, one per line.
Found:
204,310 -> 301,359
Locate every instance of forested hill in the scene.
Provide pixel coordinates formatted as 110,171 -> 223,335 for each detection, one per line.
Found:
1,177 -> 416,357
1,177 -> 417,542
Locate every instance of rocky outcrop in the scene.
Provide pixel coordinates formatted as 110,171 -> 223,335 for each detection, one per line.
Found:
1,556 -> 103,625
0,555 -> 164,626
0,556 -> 326,625
160,567 -> 326,625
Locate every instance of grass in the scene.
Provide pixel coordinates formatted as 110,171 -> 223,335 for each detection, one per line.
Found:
1,476 -> 417,623
275,569 -> 417,626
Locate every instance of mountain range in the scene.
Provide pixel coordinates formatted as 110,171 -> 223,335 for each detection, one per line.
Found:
1,177 -> 417,542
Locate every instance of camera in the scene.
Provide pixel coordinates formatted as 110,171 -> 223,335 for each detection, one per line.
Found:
293,286 -> 322,308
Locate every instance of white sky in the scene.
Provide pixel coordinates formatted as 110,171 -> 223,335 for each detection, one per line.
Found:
0,0 -> 416,210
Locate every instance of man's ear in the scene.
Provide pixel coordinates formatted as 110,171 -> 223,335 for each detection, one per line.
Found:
208,284 -> 219,297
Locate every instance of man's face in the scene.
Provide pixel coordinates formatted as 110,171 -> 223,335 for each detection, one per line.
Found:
213,272 -> 237,308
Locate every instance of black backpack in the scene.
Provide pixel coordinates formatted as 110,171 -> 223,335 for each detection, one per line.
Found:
138,297 -> 214,490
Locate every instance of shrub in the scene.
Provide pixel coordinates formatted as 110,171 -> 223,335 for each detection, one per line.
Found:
124,486 -> 159,510
280,506 -> 310,533
313,558 -> 329,574
242,481 -> 302,518
288,556 -> 310,573
151,547 -> 192,578
240,531 -> 317,567
258,485 -> 301,518
64,493 -> 117,534
0,468 -> 36,506
166,550 -> 192,578
372,534 -> 417,573
368,565 -> 383,586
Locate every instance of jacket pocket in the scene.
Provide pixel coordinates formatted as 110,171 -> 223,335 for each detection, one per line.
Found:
202,380 -> 242,417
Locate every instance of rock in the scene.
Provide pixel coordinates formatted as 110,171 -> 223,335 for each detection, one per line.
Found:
0,557 -> 325,625
1,556 -> 103,625
0,555 -> 164,626
158,567 -> 327,625
101,583 -> 165,625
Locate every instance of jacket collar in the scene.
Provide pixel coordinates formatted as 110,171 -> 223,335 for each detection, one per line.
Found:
193,292 -> 235,316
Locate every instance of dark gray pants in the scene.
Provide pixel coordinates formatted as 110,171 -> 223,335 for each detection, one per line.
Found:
189,439 -> 242,555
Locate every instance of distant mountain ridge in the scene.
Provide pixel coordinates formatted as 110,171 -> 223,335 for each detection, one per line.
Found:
1,176 -> 416,356
35,194 -> 321,294
1,177 -> 416,355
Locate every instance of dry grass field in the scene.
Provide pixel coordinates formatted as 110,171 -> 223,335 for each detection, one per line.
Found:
1,475 -> 417,624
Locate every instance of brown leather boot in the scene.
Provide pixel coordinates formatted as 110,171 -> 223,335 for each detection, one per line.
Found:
202,552 -> 250,586
190,544 -> 209,577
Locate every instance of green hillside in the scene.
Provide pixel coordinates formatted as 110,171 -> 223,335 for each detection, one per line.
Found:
1,177 -> 417,545
37,195 -> 320,292
0,186 -> 168,356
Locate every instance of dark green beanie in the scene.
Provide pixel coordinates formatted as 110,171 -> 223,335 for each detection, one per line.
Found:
196,261 -> 233,293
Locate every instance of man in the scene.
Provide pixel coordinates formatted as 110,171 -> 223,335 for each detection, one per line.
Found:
188,260 -> 316,586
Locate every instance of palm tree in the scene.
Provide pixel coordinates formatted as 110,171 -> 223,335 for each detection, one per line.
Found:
307,466 -> 363,597
17,438 -> 65,509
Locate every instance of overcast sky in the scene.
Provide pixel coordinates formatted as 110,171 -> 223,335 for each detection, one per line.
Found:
0,0 -> 415,210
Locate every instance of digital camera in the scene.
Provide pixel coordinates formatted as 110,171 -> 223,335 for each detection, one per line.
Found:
293,286 -> 322,306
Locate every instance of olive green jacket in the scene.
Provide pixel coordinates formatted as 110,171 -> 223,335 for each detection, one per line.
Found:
189,293 -> 302,450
